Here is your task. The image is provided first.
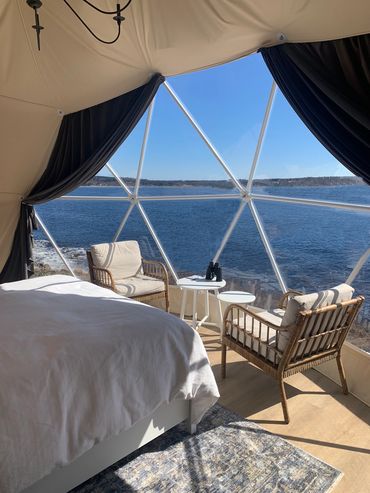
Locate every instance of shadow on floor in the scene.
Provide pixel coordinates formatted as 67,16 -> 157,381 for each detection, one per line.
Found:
200,327 -> 370,421
208,346 -> 370,455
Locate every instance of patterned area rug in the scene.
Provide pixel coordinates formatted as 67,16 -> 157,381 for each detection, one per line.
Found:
72,404 -> 342,492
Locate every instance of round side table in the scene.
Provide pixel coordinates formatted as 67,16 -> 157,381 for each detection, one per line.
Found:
177,275 -> 226,330
217,291 -> 256,336
217,291 -> 256,305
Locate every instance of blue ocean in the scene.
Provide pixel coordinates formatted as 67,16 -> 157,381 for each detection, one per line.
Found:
35,184 -> 370,343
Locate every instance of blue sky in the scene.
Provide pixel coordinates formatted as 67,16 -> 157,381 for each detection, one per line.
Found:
108,52 -> 351,180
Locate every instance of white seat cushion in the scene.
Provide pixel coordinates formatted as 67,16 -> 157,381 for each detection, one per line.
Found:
114,275 -> 165,298
230,307 -> 289,364
91,240 -> 142,279
228,285 -> 355,365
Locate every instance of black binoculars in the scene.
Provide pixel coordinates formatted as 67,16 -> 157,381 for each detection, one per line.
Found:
205,261 -> 222,282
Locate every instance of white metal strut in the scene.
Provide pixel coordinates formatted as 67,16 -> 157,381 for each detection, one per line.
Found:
37,74 -> 370,297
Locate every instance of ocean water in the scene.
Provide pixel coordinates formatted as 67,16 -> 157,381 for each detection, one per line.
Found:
34,184 -> 370,343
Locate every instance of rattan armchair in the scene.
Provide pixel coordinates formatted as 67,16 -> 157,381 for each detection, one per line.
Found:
87,241 -> 169,312
221,286 -> 364,423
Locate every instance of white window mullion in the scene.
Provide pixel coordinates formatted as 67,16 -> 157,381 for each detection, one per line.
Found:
112,202 -> 136,242
248,200 -> 287,293
105,162 -> 133,197
247,81 -> 277,192
213,200 -> 247,263
164,81 -> 245,195
134,99 -> 155,196
137,202 -> 179,282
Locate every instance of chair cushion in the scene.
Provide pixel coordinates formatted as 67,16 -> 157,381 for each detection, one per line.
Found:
228,284 -> 355,366
91,241 -> 142,279
231,307 -> 287,364
281,283 -> 354,327
114,275 -> 165,298
280,284 -> 355,357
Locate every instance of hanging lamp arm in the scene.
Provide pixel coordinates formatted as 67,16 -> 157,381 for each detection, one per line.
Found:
26,0 -> 133,50
80,0 -> 132,15
63,0 -> 122,44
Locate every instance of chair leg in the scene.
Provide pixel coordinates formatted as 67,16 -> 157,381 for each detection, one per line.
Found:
336,354 -> 349,395
278,376 -> 290,424
165,290 -> 169,313
221,344 -> 227,379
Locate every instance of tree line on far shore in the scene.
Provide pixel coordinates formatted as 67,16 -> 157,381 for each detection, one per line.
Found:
85,175 -> 363,188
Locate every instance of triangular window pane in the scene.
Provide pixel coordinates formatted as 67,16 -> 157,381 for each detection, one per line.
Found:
218,205 -> 282,308
254,90 -> 361,200
115,205 -> 163,265
35,197 -> 132,276
103,109 -> 148,192
139,85 -> 239,191
144,198 -> 240,278
169,53 -> 272,182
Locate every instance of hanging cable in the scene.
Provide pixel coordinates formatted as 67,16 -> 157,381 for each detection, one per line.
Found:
63,0 -> 122,44
79,0 -> 132,15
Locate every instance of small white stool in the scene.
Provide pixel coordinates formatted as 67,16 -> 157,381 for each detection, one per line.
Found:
217,291 -> 256,335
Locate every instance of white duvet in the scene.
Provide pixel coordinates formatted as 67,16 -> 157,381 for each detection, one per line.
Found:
0,275 -> 219,493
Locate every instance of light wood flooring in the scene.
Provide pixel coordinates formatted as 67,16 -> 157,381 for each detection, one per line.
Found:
200,326 -> 370,493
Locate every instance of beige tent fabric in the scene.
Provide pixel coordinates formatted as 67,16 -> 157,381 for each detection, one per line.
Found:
5,0 -> 370,113
0,96 -> 61,269
0,197 -> 21,271
1,0 -> 370,272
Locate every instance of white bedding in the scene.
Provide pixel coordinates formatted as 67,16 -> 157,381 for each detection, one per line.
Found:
0,275 -> 219,493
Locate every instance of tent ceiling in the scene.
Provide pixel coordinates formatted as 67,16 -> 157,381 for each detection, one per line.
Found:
0,0 -> 369,271
2,0 -> 370,113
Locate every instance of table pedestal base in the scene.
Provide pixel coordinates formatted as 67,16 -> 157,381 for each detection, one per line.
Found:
180,288 -> 222,332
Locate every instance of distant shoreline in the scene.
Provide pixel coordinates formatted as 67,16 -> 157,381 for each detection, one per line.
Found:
85,176 -> 363,188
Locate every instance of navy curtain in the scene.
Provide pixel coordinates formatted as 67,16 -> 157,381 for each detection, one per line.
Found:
0,73 -> 164,282
261,34 -> 370,184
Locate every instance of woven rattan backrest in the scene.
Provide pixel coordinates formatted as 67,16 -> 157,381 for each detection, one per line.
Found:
282,296 -> 364,369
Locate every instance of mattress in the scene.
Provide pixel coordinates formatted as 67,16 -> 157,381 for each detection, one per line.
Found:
0,275 -> 219,493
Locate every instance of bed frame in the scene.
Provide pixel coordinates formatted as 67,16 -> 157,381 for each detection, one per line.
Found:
23,399 -> 194,493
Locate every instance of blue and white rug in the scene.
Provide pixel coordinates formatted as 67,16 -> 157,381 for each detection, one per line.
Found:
72,404 -> 342,492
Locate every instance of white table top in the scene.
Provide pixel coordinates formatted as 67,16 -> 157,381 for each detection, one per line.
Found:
217,290 -> 256,304
177,275 -> 226,290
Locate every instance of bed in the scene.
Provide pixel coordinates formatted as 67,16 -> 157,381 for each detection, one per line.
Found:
0,275 -> 219,493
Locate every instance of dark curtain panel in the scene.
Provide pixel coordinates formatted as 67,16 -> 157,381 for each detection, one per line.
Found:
0,73 -> 164,282
261,34 -> 370,184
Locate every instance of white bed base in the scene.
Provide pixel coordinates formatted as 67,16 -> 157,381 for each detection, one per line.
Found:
23,399 -> 194,493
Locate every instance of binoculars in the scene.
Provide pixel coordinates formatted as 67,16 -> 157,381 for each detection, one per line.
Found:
205,261 -> 222,282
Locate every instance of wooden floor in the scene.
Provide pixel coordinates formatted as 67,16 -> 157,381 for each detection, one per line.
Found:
200,327 -> 370,493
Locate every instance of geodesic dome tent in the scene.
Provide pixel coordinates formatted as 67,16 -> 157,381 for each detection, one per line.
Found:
0,0 -> 370,282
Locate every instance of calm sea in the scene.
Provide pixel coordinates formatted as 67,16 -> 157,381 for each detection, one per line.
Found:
35,184 -> 370,316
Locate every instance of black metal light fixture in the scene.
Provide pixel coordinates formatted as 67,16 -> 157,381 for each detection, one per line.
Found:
26,0 -> 44,50
26,0 -> 133,51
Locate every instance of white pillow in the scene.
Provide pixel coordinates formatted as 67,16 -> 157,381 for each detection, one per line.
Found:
90,240 -> 142,279
281,283 -> 354,327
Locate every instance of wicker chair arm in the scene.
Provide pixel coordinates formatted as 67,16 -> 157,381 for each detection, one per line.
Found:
91,266 -> 115,291
142,259 -> 169,285
223,303 -> 289,366
277,290 -> 304,309
223,303 -> 293,332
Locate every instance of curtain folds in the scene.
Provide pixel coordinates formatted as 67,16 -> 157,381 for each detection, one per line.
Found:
0,74 -> 164,282
261,34 -> 370,184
